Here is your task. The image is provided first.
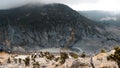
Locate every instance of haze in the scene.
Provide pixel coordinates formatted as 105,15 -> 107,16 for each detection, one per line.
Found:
0,0 -> 120,12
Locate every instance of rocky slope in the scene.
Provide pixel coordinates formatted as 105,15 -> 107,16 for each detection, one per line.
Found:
0,3 -> 119,53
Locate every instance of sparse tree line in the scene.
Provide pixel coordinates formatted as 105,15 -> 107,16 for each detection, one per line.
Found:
5,51 -> 88,68
1,46 -> 120,68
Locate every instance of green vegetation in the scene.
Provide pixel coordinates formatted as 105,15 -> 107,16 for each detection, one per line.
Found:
59,52 -> 69,64
54,57 -> 60,62
69,52 -> 79,59
107,46 -> 120,68
18,58 -> 22,64
31,54 -> 37,58
100,48 -> 106,53
43,52 -> 55,60
46,54 -> 55,60
33,62 -> 40,68
39,51 -> 44,57
7,58 -> 11,63
44,52 -> 50,55
31,54 -> 35,58
80,52 -> 86,58
24,57 -> 30,66
32,58 -> 36,62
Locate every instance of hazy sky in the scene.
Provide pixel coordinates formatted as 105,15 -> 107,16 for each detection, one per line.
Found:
0,0 -> 120,11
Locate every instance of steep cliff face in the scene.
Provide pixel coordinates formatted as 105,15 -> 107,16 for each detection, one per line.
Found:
0,3 -> 119,53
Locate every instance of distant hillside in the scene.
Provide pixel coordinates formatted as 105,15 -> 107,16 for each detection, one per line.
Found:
79,11 -> 120,26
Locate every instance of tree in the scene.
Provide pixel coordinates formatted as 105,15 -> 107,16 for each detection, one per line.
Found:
60,52 -> 69,64
108,46 -> 120,68
33,62 -> 40,68
100,48 -> 106,53
18,58 -> 22,64
24,57 -> 30,66
81,52 -> 86,58
7,58 -> 11,63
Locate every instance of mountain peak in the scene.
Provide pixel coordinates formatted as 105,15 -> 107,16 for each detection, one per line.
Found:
0,3 -> 119,53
